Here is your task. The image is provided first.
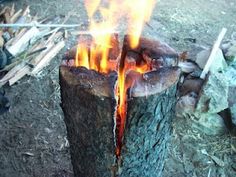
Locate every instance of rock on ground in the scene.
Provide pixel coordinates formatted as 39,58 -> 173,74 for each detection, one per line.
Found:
196,49 -> 228,72
196,72 -> 229,114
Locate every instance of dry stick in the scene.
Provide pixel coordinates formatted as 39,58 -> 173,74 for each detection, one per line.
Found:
8,65 -> 31,86
10,4 -> 15,17
200,28 -> 227,79
0,23 -> 81,28
0,63 -> 25,87
0,47 -> 47,72
31,40 -> 65,75
10,9 -> 23,23
0,23 -> 117,34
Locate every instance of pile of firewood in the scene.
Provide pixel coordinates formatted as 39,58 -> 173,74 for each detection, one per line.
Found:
0,4 -> 66,87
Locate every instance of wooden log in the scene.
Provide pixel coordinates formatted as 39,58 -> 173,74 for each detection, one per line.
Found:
118,36 -> 181,177
119,67 -> 180,177
117,36 -> 180,177
60,66 -> 117,177
60,36 -> 181,177
123,35 -> 179,68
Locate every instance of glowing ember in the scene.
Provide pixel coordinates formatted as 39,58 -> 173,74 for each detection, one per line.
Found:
75,0 -> 156,156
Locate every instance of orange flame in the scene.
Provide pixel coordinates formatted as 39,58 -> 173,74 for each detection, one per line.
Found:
126,0 -> 156,49
75,43 -> 89,69
75,0 -> 156,156
84,0 -> 101,18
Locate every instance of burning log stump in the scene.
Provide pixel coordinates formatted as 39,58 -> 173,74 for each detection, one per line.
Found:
120,68 -> 180,177
60,67 -> 117,177
60,36 -> 181,177
118,36 -> 181,176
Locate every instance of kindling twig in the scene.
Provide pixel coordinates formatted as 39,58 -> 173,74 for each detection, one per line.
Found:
200,28 -> 227,79
0,23 -> 81,28
0,23 -> 117,34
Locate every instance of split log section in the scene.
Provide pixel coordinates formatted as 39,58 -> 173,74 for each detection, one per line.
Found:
60,36 -> 181,177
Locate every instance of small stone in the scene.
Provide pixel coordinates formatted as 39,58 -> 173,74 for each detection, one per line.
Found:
225,66 -> 236,85
179,78 -> 203,96
224,66 -> 236,106
176,92 -> 197,117
196,72 -> 229,114
230,104 -> 236,125
196,49 -> 228,72
192,113 -> 226,135
224,41 -> 236,62
178,61 -> 199,74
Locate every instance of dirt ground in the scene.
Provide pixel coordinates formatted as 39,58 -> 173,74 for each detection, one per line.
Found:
0,0 -> 236,177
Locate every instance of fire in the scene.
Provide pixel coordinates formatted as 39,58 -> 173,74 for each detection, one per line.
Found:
125,0 -> 156,49
75,43 -> 89,69
75,0 -> 156,156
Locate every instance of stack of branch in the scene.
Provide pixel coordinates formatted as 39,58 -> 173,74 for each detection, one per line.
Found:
0,4 -> 66,87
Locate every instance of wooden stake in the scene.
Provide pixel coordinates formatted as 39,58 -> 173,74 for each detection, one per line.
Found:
200,28 -> 227,79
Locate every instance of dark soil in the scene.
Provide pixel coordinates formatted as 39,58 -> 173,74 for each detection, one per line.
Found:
1,0 -> 236,177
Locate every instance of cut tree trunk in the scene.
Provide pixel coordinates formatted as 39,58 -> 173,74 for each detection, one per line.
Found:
118,37 -> 180,177
60,66 -> 118,177
119,68 -> 180,177
60,36 -> 181,177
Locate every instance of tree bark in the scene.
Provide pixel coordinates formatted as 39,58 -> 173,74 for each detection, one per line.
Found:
60,36 -> 181,177
120,79 -> 178,177
60,66 -> 118,177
